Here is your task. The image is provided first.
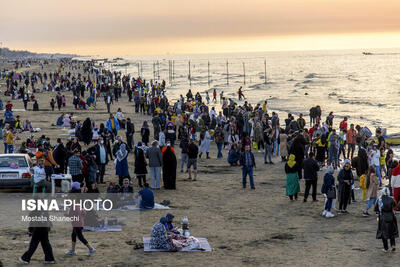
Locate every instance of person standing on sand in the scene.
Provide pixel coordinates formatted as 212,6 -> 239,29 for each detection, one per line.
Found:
93,138 -> 108,184
65,183 -> 96,257
285,154 -> 300,200
187,138 -> 199,181
363,166 -> 379,216
213,89 -> 217,102
239,145 -> 256,189
321,165 -> 335,218
214,124 -> 225,158
263,125 -> 273,164
19,209 -> 55,264
68,150 -> 83,183
375,187 -> 398,253
369,143 -> 382,186
141,121 -> 151,147
125,118 -> 135,150
146,140 -> 162,189
106,113 -> 119,137
114,139 -> 130,186
346,124 -> 357,159
105,93 -> 112,113
162,144 -> 177,189
302,152 -> 320,202
289,131 -> 306,179
5,126 -> 15,154
337,160 -> 353,214
279,128 -> 288,162
199,129 -> 211,159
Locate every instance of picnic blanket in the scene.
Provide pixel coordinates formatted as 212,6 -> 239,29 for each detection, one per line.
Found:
83,225 -> 122,232
143,237 -> 212,252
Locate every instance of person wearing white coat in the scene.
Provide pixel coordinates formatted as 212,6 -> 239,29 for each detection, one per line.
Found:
199,130 -> 211,159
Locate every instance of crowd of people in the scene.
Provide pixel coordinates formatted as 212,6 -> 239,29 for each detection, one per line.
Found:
1,58 -> 399,263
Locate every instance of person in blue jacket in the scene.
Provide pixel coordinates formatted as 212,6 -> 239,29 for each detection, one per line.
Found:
106,113 -> 119,136
321,165 -> 336,218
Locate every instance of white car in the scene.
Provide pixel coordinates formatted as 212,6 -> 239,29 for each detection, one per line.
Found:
0,154 -> 33,189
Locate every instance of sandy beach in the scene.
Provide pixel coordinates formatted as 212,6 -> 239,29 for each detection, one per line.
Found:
0,60 -> 391,267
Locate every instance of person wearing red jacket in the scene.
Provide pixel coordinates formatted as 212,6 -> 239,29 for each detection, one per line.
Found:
339,117 -> 348,131
346,124 -> 357,159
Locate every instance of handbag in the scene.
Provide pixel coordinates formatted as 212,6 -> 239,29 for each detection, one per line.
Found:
327,187 -> 336,199
252,141 -> 258,150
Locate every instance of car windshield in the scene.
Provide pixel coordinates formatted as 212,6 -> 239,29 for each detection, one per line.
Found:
0,156 -> 28,168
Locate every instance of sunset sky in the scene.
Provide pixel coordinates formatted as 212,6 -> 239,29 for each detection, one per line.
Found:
1,0 -> 400,56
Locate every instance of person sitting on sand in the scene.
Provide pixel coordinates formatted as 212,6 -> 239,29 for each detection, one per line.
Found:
106,182 -> 120,208
118,178 -> 135,206
23,119 -> 33,132
33,100 -> 39,111
227,144 -> 240,166
165,213 -> 177,233
136,183 -> 154,209
63,114 -> 71,127
150,217 -> 175,250
56,114 -> 64,126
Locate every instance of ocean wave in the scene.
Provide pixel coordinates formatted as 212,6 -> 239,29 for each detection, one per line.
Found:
302,80 -> 313,84
304,73 -> 317,79
338,98 -> 387,107
287,79 -> 296,82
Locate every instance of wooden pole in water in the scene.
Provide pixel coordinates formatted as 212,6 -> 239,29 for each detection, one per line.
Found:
189,60 -> 191,86
243,62 -> 246,85
172,60 -> 174,81
153,62 -> 155,81
157,61 -> 160,80
208,61 -> 210,86
137,63 -> 140,77
264,58 -> 267,84
140,61 -> 143,77
226,60 -> 229,85
168,60 -> 171,84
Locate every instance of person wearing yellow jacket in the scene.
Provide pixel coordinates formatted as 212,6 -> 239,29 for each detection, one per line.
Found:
5,127 -> 14,154
359,174 -> 367,201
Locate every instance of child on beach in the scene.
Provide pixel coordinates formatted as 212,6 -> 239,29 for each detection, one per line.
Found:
321,166 -> 335,218
380,148 -> 387,178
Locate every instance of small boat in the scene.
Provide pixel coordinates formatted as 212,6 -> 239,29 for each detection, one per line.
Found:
362,52 -> 373,55
372,133 -> 400,146
383,134 -> 400,146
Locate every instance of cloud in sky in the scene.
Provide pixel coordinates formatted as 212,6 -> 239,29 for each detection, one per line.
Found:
2,0 -> 400,55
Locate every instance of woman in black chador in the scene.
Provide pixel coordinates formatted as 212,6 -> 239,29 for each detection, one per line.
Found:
375,187 -> 399,252
162,145 -> 177,189
81,118 -> 93,145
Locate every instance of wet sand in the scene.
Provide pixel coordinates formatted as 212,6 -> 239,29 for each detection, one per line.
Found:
0,60 -> 390,266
